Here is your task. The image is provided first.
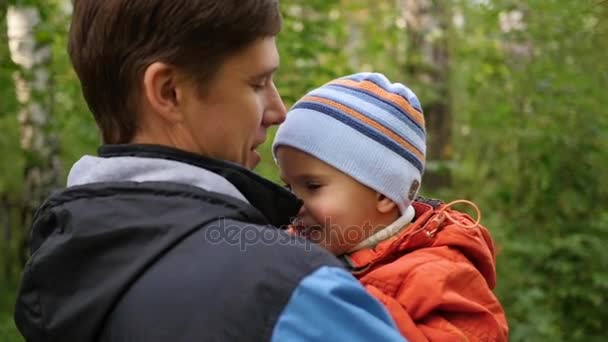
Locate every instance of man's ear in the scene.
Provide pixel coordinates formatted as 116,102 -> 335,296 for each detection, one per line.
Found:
376,193 -> 398,214
142,62 -> 183,123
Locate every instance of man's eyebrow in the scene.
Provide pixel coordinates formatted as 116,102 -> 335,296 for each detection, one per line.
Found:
250,66 -> 278,80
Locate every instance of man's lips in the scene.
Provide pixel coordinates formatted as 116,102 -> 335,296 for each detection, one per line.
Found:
252,134 -> 267,150
249,138 -> 265,166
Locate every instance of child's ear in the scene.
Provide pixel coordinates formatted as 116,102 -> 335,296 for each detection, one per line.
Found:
376,194 -> 398,214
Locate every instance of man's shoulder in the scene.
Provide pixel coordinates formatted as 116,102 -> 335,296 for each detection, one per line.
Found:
46,180 -> 254,212
202,217 -> 340,261
173,219 -> 344,305
101,218 -> 344,341
45,179 -> 342,285
53,180 -> 343,289
41,180 -> 270,229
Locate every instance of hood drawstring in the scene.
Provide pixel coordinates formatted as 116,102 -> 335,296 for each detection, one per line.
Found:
417,199 -> 482,238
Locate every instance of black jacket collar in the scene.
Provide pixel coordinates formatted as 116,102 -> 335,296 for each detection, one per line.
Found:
98,144 -> 301,227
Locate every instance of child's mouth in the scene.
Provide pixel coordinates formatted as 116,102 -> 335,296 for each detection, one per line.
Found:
290,222 -> 321,240
290,224 -> 310,239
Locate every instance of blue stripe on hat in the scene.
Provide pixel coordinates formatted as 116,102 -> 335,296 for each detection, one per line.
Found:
308,87 -> 425,153
327,83 -> 425,134
293,101 -> 425,172
321,84 -> 426,141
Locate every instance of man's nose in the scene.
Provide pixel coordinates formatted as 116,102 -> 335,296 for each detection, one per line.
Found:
262,82 -> 287,127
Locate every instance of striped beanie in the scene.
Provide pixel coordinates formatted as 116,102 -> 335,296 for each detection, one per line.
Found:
272,72 -> 426,213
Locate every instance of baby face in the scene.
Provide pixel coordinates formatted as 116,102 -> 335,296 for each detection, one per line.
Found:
276,146 -> 386,255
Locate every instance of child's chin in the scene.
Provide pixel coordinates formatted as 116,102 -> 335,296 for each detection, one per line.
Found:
293,225 -> 324,241
291,226 -> 349,255
319,242 -> 348,256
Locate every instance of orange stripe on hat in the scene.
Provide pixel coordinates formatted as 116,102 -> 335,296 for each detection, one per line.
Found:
330,79 -> 425,128
305,95 -> 425,161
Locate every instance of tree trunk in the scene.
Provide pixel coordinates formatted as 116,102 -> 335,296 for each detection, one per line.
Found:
401,0 -> 452,190
7,5 -> 61,263
1,195 -> 12,279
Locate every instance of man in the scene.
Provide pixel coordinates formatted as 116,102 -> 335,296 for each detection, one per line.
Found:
13,1 -> 406,341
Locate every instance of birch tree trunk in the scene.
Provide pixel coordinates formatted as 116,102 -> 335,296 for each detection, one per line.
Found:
7,5 -> 61,262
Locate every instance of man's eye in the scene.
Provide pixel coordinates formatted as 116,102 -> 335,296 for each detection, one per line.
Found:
252,83 -> 266,91
252,78 -> 269,91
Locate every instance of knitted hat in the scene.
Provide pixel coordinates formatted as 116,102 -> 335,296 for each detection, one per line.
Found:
272,72 -> 426,213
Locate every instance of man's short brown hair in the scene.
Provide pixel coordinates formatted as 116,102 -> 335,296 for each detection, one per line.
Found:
68,0 -> 282,144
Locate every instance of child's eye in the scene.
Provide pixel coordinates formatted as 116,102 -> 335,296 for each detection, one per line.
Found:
305,183 -> 321,191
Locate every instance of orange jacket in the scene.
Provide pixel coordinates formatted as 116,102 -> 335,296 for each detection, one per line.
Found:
343,199 -> 509,342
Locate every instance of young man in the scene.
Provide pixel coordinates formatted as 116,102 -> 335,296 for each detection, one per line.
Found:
13,1 -> 406,341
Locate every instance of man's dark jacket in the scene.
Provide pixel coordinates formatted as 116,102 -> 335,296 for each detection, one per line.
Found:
14,145 -> 405,342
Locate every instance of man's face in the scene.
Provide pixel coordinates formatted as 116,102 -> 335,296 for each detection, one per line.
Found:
178,37 -> 286,169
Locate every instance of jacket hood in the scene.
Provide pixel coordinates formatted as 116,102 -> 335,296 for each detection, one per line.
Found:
345,199 -> 498,289
422,204 -> 498,288
67,154 -> 250,203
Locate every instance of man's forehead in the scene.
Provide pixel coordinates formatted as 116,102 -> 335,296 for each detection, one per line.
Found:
232,37 -> 279,73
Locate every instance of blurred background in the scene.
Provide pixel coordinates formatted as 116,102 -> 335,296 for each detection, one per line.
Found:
1,0 -> 607,340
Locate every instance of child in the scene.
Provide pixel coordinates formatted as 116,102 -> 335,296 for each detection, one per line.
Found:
272,72 -> 508,341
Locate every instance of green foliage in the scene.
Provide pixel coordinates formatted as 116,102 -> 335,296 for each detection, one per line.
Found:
0,2 -> 23,196
1,0 -> 607,341
0,280 -> 21,342
46,3 -> 99,169
451,0 -> 608,340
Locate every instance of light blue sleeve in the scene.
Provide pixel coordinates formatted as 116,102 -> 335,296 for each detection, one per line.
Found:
271,266 -> 407,342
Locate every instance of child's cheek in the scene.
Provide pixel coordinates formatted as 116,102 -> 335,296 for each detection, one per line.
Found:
309,205 -> 331,227
309,196 -> 339,226
318,206 -> 348,231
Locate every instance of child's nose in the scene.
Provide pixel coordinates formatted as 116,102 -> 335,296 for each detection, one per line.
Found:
297,204 -> 307,217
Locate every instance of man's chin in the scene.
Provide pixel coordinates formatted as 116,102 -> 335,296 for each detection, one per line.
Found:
248,150 -> 261,169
